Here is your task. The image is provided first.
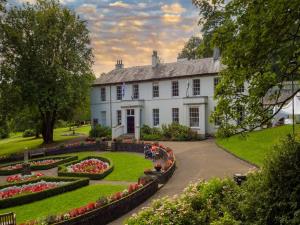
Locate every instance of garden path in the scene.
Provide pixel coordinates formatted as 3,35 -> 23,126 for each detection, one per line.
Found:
109,139 -> 256,225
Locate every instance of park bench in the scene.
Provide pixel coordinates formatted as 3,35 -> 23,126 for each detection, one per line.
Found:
0,212 -> 16,225
29,149 -> 45,159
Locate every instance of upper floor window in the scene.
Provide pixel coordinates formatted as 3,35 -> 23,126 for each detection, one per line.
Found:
214,77 -> 220,90
189,107 -> 199,127
132,84 -> 139,99
117,110 -> 122,125
100,87 -> 106,101
116,86 -> 122,100
172,81 -> 179,97
153,109 -> 159,126
172,108 -> 179,123
152,82 -> 159,98
193,79 -> 200,96
236,84 -> 244,93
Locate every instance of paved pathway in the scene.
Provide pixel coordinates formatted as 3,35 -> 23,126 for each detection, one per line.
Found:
109,139 -> 255,225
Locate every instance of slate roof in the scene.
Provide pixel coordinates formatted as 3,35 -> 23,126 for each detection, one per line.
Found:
93,57 -> 222,86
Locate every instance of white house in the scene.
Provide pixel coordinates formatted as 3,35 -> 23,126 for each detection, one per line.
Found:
91,51 -> 222,140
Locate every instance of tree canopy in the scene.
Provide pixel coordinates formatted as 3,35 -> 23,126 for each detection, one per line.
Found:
178,36 -> 202,60
194,0 -> 300,137
0,0 -> 94,143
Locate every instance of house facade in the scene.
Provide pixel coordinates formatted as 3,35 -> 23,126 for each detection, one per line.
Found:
91,51 -> 222,140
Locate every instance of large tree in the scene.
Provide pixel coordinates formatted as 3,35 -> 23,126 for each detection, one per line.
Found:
178,36 -> 202,60
0,0 -> 94,143
194,0 -> 300,137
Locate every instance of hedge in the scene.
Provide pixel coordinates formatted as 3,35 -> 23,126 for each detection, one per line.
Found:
57,156 -> 114,180
0,177 -> 89,209
0,156 -> 78,175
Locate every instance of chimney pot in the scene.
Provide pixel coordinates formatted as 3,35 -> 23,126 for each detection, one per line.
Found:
115,59 -> 124,69
213,47 -> 220,61
152,50 -> 160,68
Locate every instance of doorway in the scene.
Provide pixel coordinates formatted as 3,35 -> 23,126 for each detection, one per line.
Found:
127,109 -> 135,134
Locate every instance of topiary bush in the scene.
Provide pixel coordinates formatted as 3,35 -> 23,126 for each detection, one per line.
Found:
22,129 -> 35,137
89,125 -> 111,139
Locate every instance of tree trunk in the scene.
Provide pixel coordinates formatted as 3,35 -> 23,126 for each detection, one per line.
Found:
41,111 -> 56,144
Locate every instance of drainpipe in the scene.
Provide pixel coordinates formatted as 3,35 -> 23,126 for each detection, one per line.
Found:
110,85 -> 112,128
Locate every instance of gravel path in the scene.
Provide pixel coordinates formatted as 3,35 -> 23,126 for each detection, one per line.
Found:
109,139 -> 255,225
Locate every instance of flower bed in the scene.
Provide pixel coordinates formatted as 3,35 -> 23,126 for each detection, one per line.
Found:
21,178 -> 158,225
6,172 -> 44,183
58,156 -> 113,180
0,156 -> 78,175
0,177 -> 89,209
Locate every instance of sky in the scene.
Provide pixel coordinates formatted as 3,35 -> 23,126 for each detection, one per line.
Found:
11,0 -> 200,76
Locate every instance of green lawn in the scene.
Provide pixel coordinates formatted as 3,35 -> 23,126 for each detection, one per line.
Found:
60,152 -> 153,182
0,126 -> 91,156
0,184 -> 126,224
216,125 -> 300,167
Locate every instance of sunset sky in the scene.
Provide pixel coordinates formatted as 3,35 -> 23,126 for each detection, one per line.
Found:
11,0 -> 200,76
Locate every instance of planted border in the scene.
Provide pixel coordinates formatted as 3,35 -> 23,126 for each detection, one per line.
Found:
0,177 -> 89,209
0,156 -> 78,175
58,156 -> 113,180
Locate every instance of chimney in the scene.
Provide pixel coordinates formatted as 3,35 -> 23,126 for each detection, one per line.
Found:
115,60 -> 124,69
152,50 -> 160,68
213,47 -> 220,61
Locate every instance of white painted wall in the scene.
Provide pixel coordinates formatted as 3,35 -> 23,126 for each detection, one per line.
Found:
90,75 -> 220,135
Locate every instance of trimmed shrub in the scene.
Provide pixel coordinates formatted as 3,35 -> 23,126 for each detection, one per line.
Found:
89,125 -> 111,139
22,129 -> 36,137
0,126 -> 9,139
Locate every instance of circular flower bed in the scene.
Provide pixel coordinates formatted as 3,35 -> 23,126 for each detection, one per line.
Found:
67,158 -> 109,174
0,180 -> 68,200
6,172 -> 44,183
58,156 -> 113,180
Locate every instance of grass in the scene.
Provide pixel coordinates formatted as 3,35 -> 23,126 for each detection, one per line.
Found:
0,184 -> 126,224
216,125 -> 300,167
59,152 -> 153,182
0,126 -> 91,156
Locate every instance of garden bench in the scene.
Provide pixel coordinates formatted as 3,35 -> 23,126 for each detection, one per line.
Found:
0,212 -> 16,225
29,150 -> 45,159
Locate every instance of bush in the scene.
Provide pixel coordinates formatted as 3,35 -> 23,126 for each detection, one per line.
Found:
22,129 -> 35,137
141,123 -> 199,141
89,125 -> 111,138
0,127 -> 9,139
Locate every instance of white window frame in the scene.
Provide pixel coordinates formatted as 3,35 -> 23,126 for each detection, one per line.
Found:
100,87 -> 106,102
117,110 -> 122,125
214,107 -> 222,126
172,108 -> 179,123
237,106 -> 244,125
189,107 -> 199,127
100,111 -> 107,126
172,80 -> 179,97
153,108 -> 159,126
132,84 -> 139,99
116,86 -> 122,100
152,82 -> 159,98
214,77 -> 220,90
193,79 -> 201,96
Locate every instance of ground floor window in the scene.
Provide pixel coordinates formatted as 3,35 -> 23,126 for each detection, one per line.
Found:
237,106 -> 244,125
153,109 -> 159,126
117,110 -> 122,125
172,108 -> 179,123
214,107 -> 222,126
101,111 -> 106,126
189,107 -> 199,127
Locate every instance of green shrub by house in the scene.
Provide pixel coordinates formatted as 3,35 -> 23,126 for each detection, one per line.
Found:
89,125 -> 111,139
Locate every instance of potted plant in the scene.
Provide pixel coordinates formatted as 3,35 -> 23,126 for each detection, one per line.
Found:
154,163 -> 162,172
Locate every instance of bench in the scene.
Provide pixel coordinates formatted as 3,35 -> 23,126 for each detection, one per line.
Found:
0,212 -> 16,225
29,150 -> 45,159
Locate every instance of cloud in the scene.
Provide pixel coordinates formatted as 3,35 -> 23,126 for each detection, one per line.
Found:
76,4 -> 97,14
109,1 -> 130,8
161,3 -> 186,14
162,14 -> 181,24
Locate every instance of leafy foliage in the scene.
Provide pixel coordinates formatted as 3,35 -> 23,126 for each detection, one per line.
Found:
89,125 -> 111,139
178,36 -> 202,60
0,0 -> 94,143
22,129 -> 35,138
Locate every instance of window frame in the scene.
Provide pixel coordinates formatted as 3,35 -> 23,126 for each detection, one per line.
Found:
117,110 -> 122,126
192,79 -> 201,96
214,107 -> 222,126
100,111 -> 107,126
116,86 -> 122,100
100,87 -> 106,102
172,108 -> 179,123
189,107 -> 199,127
152,82 -> 159,98
172,80 -> 179,97
152,108 -> 159,126
132,84 -> 139,99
